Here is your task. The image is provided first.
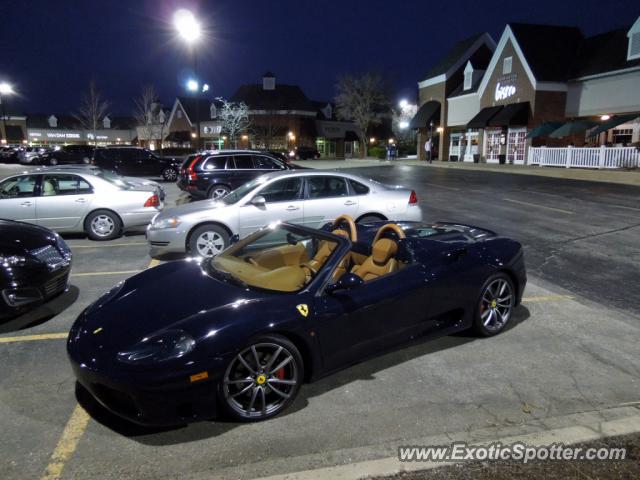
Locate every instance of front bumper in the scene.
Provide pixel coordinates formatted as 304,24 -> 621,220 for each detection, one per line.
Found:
0,266 -> 71,319
120,208 -> 163,231
146,224 -> 188,256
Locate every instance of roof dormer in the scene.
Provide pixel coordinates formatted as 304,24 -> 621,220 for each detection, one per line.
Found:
463,61 -> 474,91
210,103 -> 217,119
48,115 -> 58,128
628,16 -> 640,61
103,115 -> 111,129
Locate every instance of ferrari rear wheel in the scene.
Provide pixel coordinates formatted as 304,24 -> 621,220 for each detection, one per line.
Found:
220,335 -> 303,421
472,273 -> 515,337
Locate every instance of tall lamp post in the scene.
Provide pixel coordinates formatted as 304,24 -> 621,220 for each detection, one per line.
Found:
428,120 -> 434,162
174,9 -> 202,149
0,82 -> 15,145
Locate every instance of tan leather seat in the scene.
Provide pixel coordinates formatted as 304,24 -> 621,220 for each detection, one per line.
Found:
307,229 -> 350,272
350,238 -> 398,282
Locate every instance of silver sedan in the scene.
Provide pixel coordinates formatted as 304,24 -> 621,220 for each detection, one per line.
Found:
0,170 -> 163,240
147,170 -> 422,257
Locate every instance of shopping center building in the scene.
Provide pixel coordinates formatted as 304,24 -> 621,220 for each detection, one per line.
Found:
414,16 -> 640,166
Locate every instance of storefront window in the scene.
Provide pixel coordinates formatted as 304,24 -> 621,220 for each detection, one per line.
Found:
612,129 -> 633,145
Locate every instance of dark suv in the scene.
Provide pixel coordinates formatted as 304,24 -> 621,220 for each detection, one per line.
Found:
92,147 -> 181,181
178,150 -> 298,199
40,145 -> 94,166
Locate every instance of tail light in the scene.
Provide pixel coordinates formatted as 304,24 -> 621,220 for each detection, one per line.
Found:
408,190 -> 418,205
144,194 -> 160,208
186,155 -> 201,181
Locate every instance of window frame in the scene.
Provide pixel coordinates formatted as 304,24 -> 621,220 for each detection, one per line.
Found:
41,173 -> 94,197
502,56 -> 513,75
303,175 -> 350,200
0,174 -> 41,199
254,176 -> 304,204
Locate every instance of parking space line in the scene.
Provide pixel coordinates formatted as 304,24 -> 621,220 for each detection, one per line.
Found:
0,333 -> 68,343
70,270 -> 141,277
523,294 -> 574,302
68,242 -> 147,249
148,258 -> 161,268
41,404 -> 91,480
502,197 -> 574,215
423,182 -> 461,191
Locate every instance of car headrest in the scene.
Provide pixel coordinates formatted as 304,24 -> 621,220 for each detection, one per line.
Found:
372,238 -> 397,265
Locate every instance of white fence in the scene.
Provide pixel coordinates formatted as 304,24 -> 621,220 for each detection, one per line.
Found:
528,146 -> 640,169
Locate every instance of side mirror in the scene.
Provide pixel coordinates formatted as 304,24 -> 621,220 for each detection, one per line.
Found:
326,272 -> 364,294
250,195 -> 266,207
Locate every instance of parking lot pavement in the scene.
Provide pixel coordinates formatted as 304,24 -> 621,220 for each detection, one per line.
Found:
0,165 -> 639,479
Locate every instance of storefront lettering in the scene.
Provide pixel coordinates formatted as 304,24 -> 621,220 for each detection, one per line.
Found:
495,82 -> 516,102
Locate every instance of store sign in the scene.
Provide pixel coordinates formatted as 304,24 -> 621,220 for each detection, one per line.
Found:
495,82 -> 516,102
203,125 -> 222,135
28,131 -> 82,139
86,133 -> 109,140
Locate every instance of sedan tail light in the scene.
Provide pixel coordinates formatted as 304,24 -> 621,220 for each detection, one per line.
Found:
144,194 -> 160,208
408,190 -> 418,205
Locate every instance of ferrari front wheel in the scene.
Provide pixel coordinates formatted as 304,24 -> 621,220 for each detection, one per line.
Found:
220,335 -> 303,421
472,273 -> 515,337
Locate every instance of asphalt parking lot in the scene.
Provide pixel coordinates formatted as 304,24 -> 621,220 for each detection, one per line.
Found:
1,163 -> 639,480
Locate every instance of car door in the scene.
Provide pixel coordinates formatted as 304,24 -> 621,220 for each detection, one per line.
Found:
237,176 -> 305,237
228,155 -> 261,189
36,174 -> 93,230
0,175 -> 39,223
141,150 -> 163,176
302,175 -> 359,228
252,154 -> 286,172
314,263 -> 432,372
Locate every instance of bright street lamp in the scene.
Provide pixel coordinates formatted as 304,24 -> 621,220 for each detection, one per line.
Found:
186,79 -> 198,92
202,83 -> 210,93
399,121 -> 409,129
173,9 -> 201,44
398,99 -> 408,109
0,82 -> 14,95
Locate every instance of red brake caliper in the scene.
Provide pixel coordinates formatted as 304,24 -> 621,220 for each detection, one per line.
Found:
274,368 -> 285,379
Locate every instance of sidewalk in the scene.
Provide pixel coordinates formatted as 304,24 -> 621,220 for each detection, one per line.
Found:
295,158 -> 640,187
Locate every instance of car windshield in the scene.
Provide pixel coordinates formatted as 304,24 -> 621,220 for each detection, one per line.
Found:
221,176 -> 269,205
207,223 -> 340,292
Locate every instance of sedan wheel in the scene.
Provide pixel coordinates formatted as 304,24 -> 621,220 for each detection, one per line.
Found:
473,274 -> 515,336
188,224 -> 230,257
85,210 -> 122,241
221,337 -> 303,421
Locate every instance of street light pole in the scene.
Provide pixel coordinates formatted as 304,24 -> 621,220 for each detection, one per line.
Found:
429,120 -> 434,162
0,82 -> 14,145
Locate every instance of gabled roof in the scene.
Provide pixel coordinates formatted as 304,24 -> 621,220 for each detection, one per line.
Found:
231,84 -> 315,112
421,33 -> 495,83
508,23 -> 583,82
26,114 -> 81,129
108,116 -> 137,129
571,27 -> 640,78
176,97 -> 223,124
311,101 -> 335,120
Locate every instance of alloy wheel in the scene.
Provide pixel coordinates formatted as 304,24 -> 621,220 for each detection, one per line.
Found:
222,343 -> 299,419
90,215 -> 115,237
211,187 -> 229,199
480,278 -> 513,332
163,168 -> 177,181
195,231 -> 225,257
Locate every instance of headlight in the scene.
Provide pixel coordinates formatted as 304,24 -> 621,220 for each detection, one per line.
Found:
152,217 -> 181,229
117,330 -> 195,364
0,255 -> 27,267
54,233 -> 71,256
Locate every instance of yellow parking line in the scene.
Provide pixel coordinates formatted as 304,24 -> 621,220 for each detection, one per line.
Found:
69,242 -> 147,249
147,258 -> 161,268
503,198 -> 574,215
41,405 -> 91,480
0,333 -> 68,343
523,294 -> 574,302
70,270 -> 141,277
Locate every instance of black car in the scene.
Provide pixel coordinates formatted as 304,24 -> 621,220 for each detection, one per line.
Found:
92,147 -> 181,181
0,219 -> 72,319
67,217 -> 526,426
40,145 -> 94,166
290,146 -> 320,160
0,146 -> 25,164
178,150 -> 298,200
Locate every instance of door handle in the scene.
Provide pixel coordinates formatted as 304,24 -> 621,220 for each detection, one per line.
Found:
75,198 -> 87,203
344,200 -> 357,206
286,205 -> 300,211
20,201 -> 32,207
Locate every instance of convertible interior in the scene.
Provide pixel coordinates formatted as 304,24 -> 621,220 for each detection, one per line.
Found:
211,215 -> 408,292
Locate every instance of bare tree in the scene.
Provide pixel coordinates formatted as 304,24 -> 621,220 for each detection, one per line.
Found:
133,84 -> 159,145
392,101 -> 418,152
74,79 -> 110,146
334,73 -> 389,157
216,98 -> 251,149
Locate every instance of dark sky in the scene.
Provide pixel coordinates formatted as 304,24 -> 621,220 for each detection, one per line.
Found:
2,0 -> 639,115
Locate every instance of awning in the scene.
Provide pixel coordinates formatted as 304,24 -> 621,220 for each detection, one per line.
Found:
345,130 -> 360,142
409,101 -> 441,129
466,106 -> 503,129
587,114 -> 639,137
549,120 -> 599,138
5,125 -> 25,141
165,130 -> 192,142
526,121 -> 565,139
488,102 -> 530,127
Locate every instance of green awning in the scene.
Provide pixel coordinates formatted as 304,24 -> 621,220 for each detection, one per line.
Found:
587,114 -> 639,137
526,121 -> 565,139
549,120 -> 599,138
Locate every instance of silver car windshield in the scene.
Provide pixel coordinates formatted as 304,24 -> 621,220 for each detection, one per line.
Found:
221,177 -> 269,205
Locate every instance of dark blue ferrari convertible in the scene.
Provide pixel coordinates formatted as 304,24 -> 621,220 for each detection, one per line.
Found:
68,215 -> 526,426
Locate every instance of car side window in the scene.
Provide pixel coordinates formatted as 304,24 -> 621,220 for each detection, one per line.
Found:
348,179 -> 370,195
306,176 -> 349,199
42,174 -> 93,196
203,157 -> 227,170
258,177 -> 303,203
252,155 -> 280,170
233,155 -> 254,169
0,175 -> 39,199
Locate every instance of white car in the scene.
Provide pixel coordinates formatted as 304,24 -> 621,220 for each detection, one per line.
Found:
0,170 -> 163,240
147,170 -> 422,257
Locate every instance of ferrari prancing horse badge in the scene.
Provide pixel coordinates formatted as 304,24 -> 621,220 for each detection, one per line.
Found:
296,304 -> 309,317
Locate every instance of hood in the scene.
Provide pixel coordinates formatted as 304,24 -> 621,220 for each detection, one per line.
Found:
158,199 -> 226,218
73,260 -> 261,351
0,219 -> 57,251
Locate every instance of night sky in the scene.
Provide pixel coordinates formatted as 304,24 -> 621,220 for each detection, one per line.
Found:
2,0 -> 639,115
